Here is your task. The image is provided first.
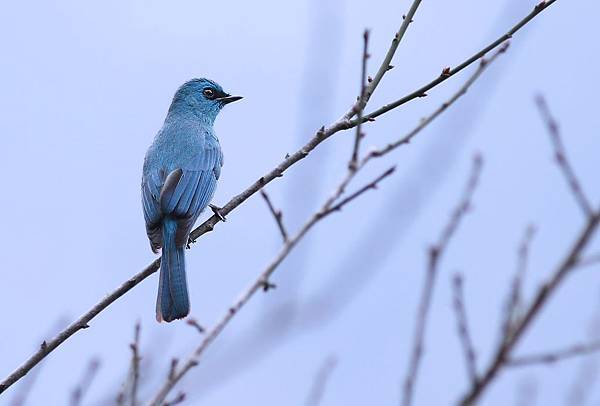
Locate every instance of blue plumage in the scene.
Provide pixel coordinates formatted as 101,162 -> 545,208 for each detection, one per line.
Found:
142,78 -> 241,322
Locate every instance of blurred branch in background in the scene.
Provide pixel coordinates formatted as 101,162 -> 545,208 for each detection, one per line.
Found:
534,95 -> 593,217
574,252 -> 600,269
275,0 -> 346,325
402,155 -> 483,406
506,341 -> 600,367
515,376 -> 538,406
501,225 -> 537,346
452,274 -> 478,386
116,322 -> 141,406
304,356 -> 338,406
0,0 -> 561,398
564,294 -> 600,405
69,358 -> 100,406
458,96 -> 600,405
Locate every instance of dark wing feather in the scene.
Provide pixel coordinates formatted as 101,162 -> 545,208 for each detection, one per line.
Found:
142,174 -> 163,253
159,168 -> 184,213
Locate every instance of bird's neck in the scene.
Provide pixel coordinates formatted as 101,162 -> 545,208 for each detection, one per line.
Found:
166,100 -> 217,127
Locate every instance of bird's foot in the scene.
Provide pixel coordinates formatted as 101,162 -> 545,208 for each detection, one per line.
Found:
209,204 -> 227,222
186,237 -> 195,249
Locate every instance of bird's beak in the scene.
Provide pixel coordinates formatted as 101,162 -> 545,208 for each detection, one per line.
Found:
216,95 -> 243,104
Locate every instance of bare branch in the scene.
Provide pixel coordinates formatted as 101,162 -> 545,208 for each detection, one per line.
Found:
535,95 -> 593,217
260,189 -> 288,243
507,341 -> 600,367
402,155 -> 483,406
350,29 -> 370,170
0,1 -> 560,393
304,356 -> 338,406
452,274 -> 478,385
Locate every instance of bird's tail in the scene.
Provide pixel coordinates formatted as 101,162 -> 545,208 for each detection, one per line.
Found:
156,219 -> 189,322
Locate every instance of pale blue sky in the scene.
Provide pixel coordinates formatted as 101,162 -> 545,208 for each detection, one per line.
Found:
1,1 -> 599,405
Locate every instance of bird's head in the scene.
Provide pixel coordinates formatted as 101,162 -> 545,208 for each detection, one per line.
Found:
168,78 -> 242,123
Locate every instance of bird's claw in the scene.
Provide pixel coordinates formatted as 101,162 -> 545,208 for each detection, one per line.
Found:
186,236 -> 195,249
209,204 -> 227,222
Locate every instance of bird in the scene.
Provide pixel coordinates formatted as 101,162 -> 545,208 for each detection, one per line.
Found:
141,78 -> 242,322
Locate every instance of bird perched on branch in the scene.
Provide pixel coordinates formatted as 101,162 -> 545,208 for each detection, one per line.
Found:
142,79 -> 242,322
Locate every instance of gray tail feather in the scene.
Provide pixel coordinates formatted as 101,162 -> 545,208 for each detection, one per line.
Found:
156,220 -> 189,322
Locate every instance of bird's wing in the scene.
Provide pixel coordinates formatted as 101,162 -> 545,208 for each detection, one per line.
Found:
142,165 -> 164,253
159,140 -> 223,246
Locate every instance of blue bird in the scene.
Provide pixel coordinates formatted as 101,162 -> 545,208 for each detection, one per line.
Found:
142,79 -> 242,322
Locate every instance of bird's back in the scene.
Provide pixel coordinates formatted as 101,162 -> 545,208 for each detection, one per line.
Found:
144,116 -> 220,174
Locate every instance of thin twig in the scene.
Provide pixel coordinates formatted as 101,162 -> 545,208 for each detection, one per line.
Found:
186,318 -> 206,335
129,322 -> 141,406
402,155 -> 483,406
70,358 -> 100,406
304,356 -> 338,406
163,392 -> 186,406
452,274 -> 478,385
565,296 -> 600,405
501,225 -> 537,345
117,323 -> 142,406
350,29 -> 370,170
507,341 -> 600,367
260,190 -> 288,243
328,168 -> 395,213
535,95 -> 593,217
575,252 -> 600,269
168,359 -> 179,382
0,1 -> 560,393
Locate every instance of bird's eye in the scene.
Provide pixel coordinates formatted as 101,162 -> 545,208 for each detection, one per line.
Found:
203,88 -> 215,99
